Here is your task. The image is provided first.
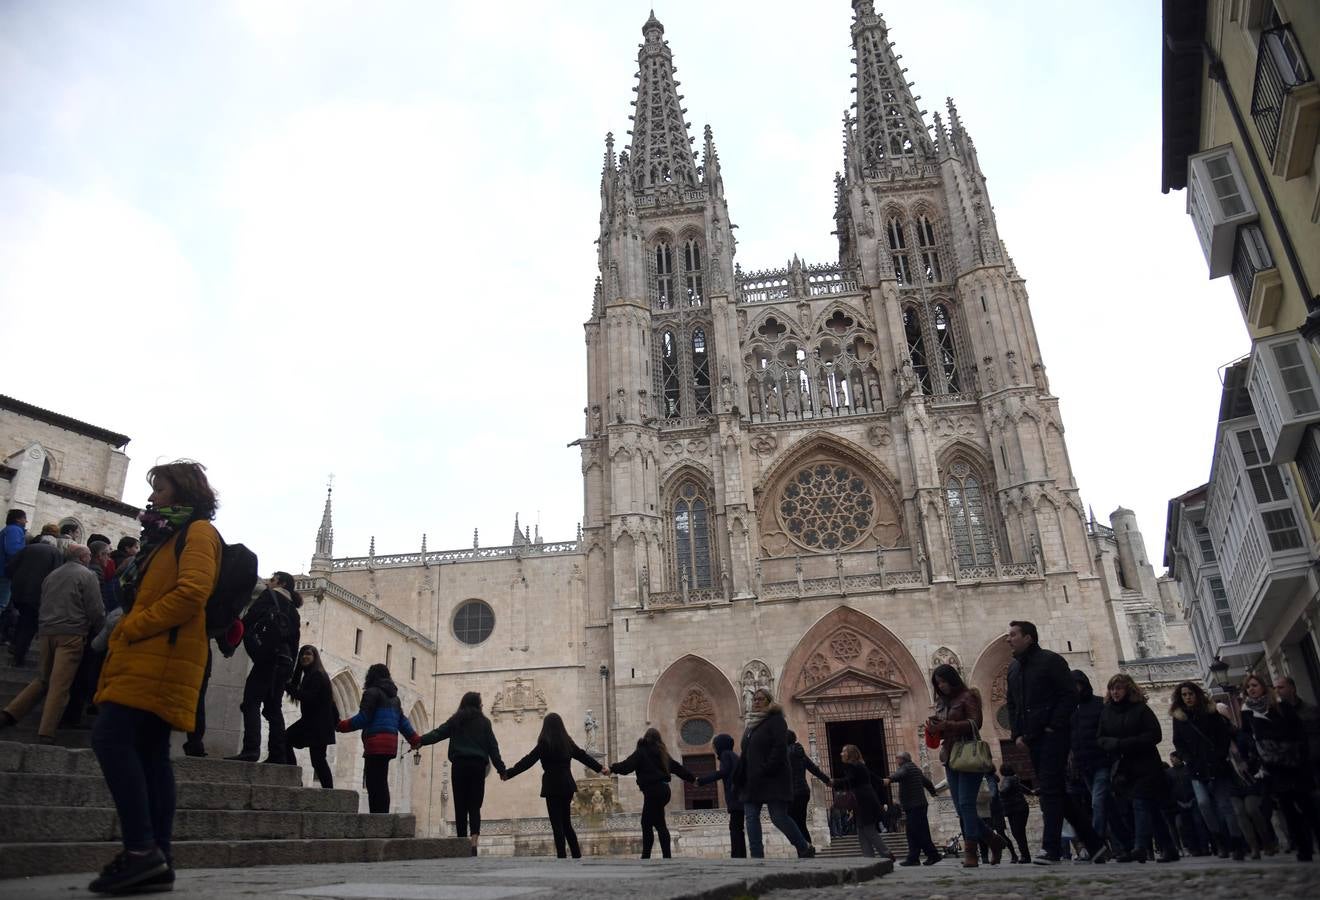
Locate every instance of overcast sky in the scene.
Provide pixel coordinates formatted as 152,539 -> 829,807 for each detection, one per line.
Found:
1,1 -> 1247,576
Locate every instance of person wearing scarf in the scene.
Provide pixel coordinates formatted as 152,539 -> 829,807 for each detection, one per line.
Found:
734,688 -> 814,858
1239,672 -> 1318,862
90,461 -> 221,895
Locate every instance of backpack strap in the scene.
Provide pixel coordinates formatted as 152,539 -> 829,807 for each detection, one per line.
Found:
172,519 -> 195,564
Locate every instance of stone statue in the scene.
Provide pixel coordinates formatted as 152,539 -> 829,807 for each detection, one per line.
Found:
766,386 -> 781,417
639,564 -> 650,609
613,389 -> 627,424
590,405 -> 602,435
719,374 -> 734,411
898,359 -> 917,397
584,709 -> 599,754
720,565 -> 732,602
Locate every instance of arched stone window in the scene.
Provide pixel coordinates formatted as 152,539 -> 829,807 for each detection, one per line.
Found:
903,306 -> 931,394
933,304 -> 961,392
660,331 -> 682,417
654,242 -> 674,309
673,480 -> 713,588
692,328 -> 712,414
887,217 -> 911,285
944,461 -> 994,567
683,239 -> 703,307
917,215 -> 943,283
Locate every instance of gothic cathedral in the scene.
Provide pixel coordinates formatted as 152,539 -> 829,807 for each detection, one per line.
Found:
310,4 -> 1174,844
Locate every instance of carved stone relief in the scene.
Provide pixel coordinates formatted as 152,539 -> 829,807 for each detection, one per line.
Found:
490,677 -> 548,723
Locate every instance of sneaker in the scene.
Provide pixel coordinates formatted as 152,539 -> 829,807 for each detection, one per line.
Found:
134,867 -> 176,893
1032,854 -> 1063,866
88,849 -> 169,894
1090,844 -> 1112,865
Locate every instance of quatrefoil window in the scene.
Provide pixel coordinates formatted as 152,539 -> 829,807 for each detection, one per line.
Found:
776,462 -> 876,551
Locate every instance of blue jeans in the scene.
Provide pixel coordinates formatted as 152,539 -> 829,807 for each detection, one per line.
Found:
1131,796 -> 1175,855
1192,777 -> 1240,839
92,702 -> 177,859
0,576 -> 11,613
743,800 -> 808,857
945,768 -> 984,841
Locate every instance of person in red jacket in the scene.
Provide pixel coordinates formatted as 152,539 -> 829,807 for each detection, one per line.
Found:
337,663 -> 419,813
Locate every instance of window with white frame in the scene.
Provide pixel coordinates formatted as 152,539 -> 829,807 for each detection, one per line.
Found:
1208,575 -> 1238,642
1297,426 -> 1320,513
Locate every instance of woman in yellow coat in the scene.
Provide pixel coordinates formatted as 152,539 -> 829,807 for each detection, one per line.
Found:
90,461 -> 220,895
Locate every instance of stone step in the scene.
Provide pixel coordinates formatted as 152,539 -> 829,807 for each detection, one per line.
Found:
0,740 -> 305,786
0,836 -> 468,879
3,806 -> 417,844
0,722 -> 94,749
0,772 -> 360,813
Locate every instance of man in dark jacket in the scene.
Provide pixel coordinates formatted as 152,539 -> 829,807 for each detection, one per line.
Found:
884,751 -> 940,866
1006,620 -> 1109,864
696,733 -> 746,857
786,729 -> 831,848
5,532 -> 62,666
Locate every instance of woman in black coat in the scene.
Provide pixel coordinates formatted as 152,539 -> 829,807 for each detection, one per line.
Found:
283,645 -> 337,788
1239,672 -> 1318,862
830,745 -> 894,859
734,688 -> 813,858
1097,674 -> 1178,863
503,712 -> 606,858
610,728 -> 695,858
1170,681 -> 1244,859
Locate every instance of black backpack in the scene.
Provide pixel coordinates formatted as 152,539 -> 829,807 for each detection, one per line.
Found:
243,591 -> 294,663
172,520 -> 260,639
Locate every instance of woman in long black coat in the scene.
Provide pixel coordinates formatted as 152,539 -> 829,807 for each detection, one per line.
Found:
735,688 -> 813,858
283,645 -> 338,788
503,712 -> 606,858
1097,674 -> 1178,863
830,744 -> 894,859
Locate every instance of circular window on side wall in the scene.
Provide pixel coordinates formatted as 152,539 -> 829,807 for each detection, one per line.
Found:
680,717 -> 715,746
452,600 -> 495,646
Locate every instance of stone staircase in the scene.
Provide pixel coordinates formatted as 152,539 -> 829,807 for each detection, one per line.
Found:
818,832 -> 907,858
0,739 -> 467,878
0,660 -> 466,879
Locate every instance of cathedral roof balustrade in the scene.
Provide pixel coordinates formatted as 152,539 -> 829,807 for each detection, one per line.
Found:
756,569 -> 924,602
634,187 -> 707,210
736,261 -> 861,305
331,539 -> 581,571
951,560 -> 1040,583
927,391 -> 978,407
294,576 -> 437,653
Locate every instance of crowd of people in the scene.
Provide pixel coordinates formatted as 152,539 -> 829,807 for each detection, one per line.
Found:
922,620 -> 1320,868
4,471 -> 1320,895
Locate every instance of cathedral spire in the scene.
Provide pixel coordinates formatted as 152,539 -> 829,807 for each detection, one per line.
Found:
701,124 -> 723,196
628,11 -> 698,193
849,1 -> 934,171
310,479 -> 334,575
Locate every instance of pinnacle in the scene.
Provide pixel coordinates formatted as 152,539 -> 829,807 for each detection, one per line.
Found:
643,9 -> 664,38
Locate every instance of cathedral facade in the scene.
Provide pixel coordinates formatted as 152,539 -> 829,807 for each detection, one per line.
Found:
294,4 -> 1188,849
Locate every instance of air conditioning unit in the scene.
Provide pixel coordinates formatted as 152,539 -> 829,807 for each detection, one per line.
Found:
1247,332 -> 1320,463
1187,146 -> 1259,278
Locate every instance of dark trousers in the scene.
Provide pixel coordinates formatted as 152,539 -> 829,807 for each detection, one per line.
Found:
727,807 -> 747,858
363,755 -> 391,813
91,702 -> 176,861
279,739 -> 334,788
903,804 -> 939,861
184,646 -> 212,752
545,793 -> 580,858
239,658 -> 291,757
1029,730 -> 1102,858
640,783 -> 672,858
451,758 -> 487,837
790,792 -> 813,846
1271,777 -> 1319,860
9,603 -> 38,665
1007,808 -> 1031,860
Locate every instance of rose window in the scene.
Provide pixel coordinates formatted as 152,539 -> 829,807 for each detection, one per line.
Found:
776,462 -> 876,551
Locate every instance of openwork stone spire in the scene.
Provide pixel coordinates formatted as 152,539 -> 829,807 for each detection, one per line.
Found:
313,480 -> 334,566
850,1 -> 934,170
628,11 -> 698,193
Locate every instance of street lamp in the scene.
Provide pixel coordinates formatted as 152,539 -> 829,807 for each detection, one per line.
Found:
1209,657 -> 1231,691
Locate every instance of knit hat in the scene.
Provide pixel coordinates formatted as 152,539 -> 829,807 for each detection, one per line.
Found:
40,523 -> 60,536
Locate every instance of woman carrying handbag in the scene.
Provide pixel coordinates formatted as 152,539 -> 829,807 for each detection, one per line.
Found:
926,663 -> 1002,867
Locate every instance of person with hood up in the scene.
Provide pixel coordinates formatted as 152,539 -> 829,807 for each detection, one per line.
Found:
883,750 -> 940,866
1097,674 -> 1179,863
831,744 -> 895,860
337,663 -> 419,813
610,727 -> 696,858
502,712 -> 607,858
998,763 -> 1034,863
1071,669 -> 1121,850
734,687 -> 814,858
695,733 -> 746,857
417,691 -> 507,856
786,729 -> 831,849
1170,681 -> 1244,860
283,645 -> 339,789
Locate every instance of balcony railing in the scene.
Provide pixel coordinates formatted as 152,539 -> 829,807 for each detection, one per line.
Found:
736,261 -> 861,305
1252,24 -> 1315,165
1230,224 -> 1273,315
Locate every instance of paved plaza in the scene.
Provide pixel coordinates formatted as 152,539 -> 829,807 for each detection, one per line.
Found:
2,855 -> 1316,900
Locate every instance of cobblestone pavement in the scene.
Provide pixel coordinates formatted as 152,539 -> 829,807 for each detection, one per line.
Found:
760,855 -> 1315,899
2,856 -> 890,900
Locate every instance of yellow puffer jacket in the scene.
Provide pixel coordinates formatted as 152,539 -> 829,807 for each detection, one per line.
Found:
96,521 -> 220,732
